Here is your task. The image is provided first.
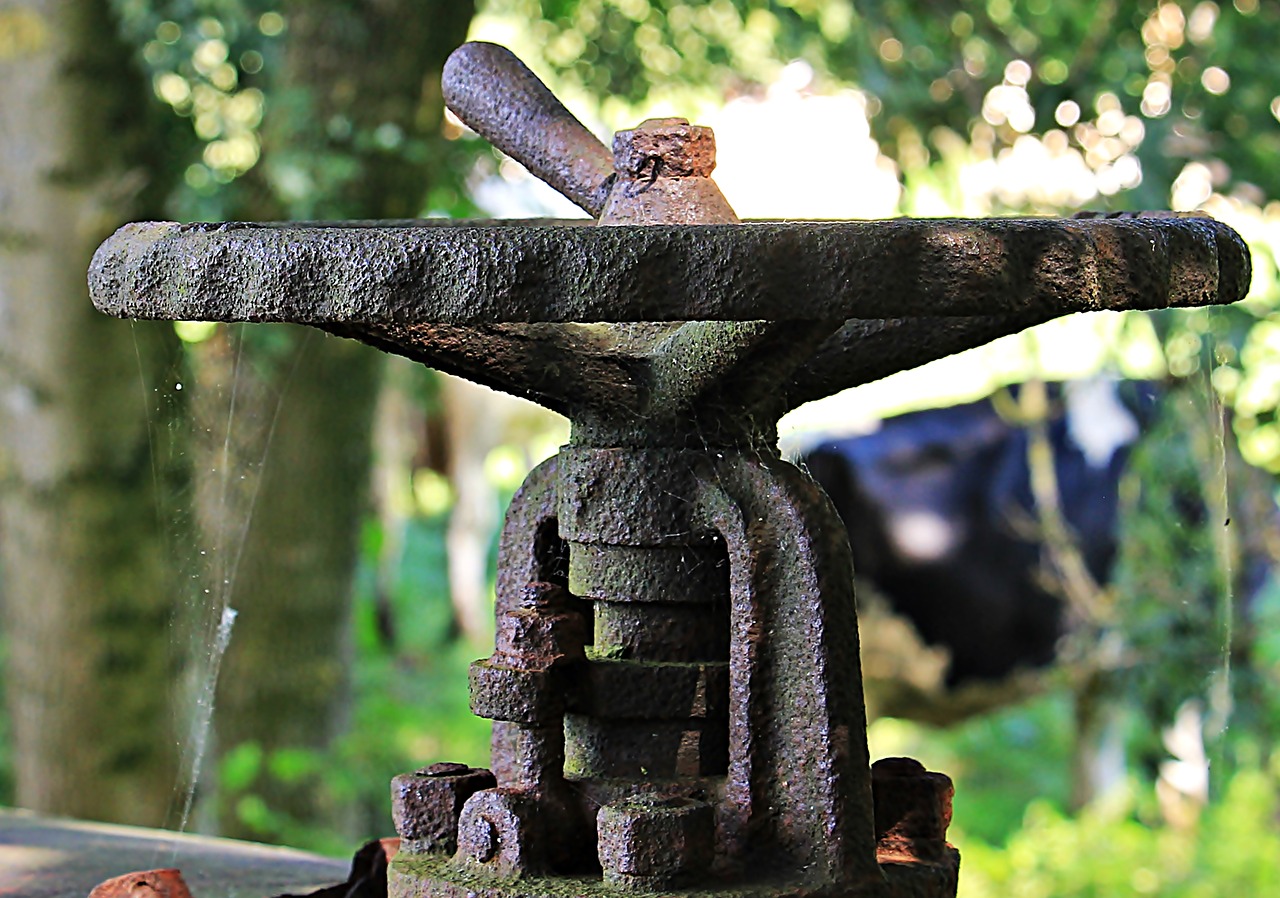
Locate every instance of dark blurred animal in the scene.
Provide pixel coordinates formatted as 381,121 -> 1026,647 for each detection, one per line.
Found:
799,379 -> 1161,717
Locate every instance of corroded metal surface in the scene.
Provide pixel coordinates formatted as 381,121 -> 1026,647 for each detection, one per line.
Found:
442,42 -> 615,217
443,43 -> 737,226
388,449 -> 956,897
90,215 -> 1246,326
86,38 -> 1255,898
598,117 -> 739,225
88,215 -> 1248,434
88,869 -> 193,898
392,764 -> 497,856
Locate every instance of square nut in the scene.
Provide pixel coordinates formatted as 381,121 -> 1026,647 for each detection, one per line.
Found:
391,763 -> 496,854
597,795 -> 713,888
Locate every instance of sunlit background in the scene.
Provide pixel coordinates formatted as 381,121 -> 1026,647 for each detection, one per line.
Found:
3,2 -> 1280,895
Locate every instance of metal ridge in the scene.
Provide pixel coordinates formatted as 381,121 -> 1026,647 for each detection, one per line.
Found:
89,215 -> 1249,326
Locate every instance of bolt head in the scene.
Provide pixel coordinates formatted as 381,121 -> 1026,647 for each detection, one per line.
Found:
612,118 -> 717,179
597,795 -> 713,888
457,788 -> 544,876
419,761 -> 472,777
871,756 -> 956,864
494,601 -> 588,664
390,765 -> 496,854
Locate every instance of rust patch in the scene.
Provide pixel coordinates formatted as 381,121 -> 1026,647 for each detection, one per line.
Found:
88,870 -> 192,898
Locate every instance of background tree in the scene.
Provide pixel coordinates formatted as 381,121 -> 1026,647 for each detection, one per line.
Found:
0,0 -> 473,838
109,0 -> 476,841
0,0 -> 193,826
203,0 -> 475,842
496,0 -> 1279,198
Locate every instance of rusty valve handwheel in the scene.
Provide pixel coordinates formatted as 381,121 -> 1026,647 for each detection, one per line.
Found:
90,41 -> 1250,898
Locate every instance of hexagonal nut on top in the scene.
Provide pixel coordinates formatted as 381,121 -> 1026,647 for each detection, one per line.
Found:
597,795 -> 714,890
391,762 -> 496,855
612,118 -> 716,179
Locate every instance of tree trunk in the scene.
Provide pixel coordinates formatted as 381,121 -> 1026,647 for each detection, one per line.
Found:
208,0 -> 475,841
0,0 -> 187,825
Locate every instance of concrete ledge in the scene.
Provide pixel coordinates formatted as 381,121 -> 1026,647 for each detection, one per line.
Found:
0,808 -> 349,898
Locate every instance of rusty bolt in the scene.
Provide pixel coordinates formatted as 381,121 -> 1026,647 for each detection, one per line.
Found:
457,788 -> 546,876
469,659 -> 562,725
391,763 -> 496,855
598,120 -> 738,225
419,761 -> 471,777
88,869 -> 192,898
871,756 -> 955,864
597,794 -> 714,890
612,117 -> 717,180
494,582 -> 588,665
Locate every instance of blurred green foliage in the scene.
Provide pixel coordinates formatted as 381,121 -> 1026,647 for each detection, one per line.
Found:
868,692 -> 1078,846
109,0 -> 483,221
1112,385 -> 1235,747
213,512 -> 492,853
486,0 -> 1280,204
873,691 -> 1280,897
3,0 -> 1279,887
960,761 -> 1280,897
